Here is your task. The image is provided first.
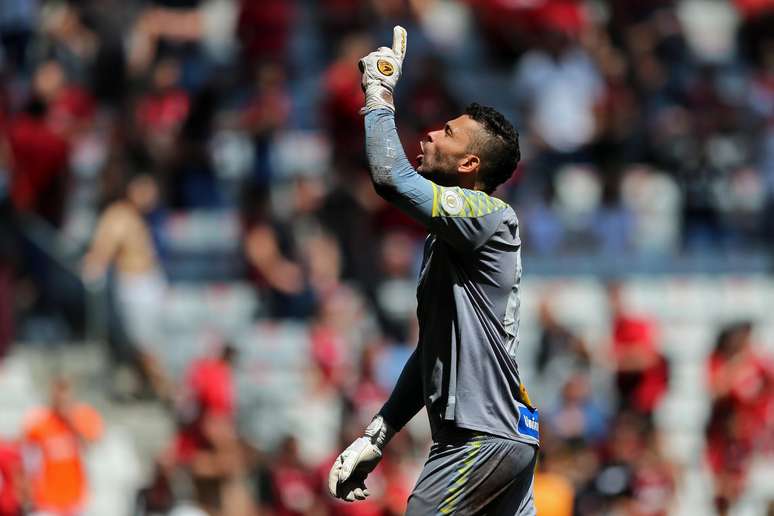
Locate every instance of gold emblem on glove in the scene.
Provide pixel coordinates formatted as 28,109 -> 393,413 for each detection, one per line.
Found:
377,59 -> 394,76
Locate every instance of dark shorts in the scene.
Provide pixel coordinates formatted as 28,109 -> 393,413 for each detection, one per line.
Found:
406,429 -> 538,515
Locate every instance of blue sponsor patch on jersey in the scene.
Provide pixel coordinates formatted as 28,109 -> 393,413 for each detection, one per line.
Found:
517,405 -> 540,440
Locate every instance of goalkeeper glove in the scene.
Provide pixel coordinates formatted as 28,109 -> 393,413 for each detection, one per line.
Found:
358,25 -> 407,114
328,414 -> 396,501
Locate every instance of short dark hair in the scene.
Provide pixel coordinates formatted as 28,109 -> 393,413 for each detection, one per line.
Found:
464,103 -> 520,193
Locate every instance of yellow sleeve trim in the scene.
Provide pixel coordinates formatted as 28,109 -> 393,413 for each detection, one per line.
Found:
431,182 -> 439,217
434,187 -> 508,218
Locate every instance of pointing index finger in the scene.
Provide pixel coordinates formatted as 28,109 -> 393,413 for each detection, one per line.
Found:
392,25 -> 407,62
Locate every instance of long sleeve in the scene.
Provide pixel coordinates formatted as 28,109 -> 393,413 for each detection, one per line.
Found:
364,109 -> 509,251
379,346 -> 424,431
365,108 -> 435,223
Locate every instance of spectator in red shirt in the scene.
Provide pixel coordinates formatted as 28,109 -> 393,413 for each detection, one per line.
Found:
708,322 -> 773,447
0,142 -> 14,360
236,0 -> 294,64
32,59 -> 95,139
706,321 -> 774,514
176,344 -> 237,464
608,283 -> 668,418
6,97 -> 70,228
269,436 -> 321,516
135,57 -> 190,161
174,344 -> 255,515
0,439 -> 23,516
322,34 -> 371,168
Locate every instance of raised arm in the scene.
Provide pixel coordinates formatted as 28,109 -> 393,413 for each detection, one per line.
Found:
364,109 -> 435,225
359,28 -> 509,251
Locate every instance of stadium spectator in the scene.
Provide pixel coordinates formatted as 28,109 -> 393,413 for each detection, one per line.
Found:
532,447 -> 575,516
236,0 -> 295,64
31,59 -> 95,139
239,62 -> 291,187
165,83 -> 221,209
511,20 -> 603,181
175,344 -> 237,464
535,297 -> 590,380
21,377 -> 103,515
241,185 -> 316,320
310,303 -> 350,390
346,344 -> 389,423
135,57 -> 190,162
322,34 -> 371,168
629,428 -> 677,516
39,3 -> 98,86
128,0 -> 205,76
5,96 -> 69,228
0,438 -> 23,516
82,172 -> 170,401
608,283 -> 668,418
0,143 -> 14,360
320,0 -> 368,50
547,373 -> 609,446
135,459 -> 176,515
706,321 -> 774,514
267,436 -> 320,516
574,411 -> 643,515
175,344 -> 255,516
0,0 -> 38,74
372,230 -> 418,342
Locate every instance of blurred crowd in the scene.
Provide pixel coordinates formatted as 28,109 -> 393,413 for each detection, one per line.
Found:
0,0 -> 773,515
532,286 -> 774,516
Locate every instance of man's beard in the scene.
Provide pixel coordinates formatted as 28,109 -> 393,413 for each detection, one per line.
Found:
418,160 -> 458,187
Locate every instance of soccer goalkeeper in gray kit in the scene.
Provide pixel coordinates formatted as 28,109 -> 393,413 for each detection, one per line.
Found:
328,26 -> 539,516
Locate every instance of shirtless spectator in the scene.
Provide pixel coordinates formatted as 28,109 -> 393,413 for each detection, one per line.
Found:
82,172 -> 170,400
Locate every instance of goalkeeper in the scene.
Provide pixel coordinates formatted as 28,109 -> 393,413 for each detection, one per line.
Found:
328,27 -> 538,515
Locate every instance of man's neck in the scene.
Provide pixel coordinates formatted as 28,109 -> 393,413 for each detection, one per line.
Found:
420,171 -> 481,191
458,173 -> 478,191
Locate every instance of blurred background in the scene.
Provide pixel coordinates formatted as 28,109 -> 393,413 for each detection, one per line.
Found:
0,0 -> 773,515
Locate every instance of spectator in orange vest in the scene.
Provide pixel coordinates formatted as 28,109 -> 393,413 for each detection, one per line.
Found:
21,377 -> 103,515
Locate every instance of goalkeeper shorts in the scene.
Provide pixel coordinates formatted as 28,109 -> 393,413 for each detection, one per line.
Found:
406,428 -> 537,515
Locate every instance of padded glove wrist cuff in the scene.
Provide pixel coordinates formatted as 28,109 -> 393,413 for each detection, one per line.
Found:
365,414 -> 396,449
361,83 -> 395,114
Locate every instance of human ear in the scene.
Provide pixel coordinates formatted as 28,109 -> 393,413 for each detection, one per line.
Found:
458,154 -> 480,174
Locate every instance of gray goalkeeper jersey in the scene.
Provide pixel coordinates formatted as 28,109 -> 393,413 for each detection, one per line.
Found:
365,109 -> 539,446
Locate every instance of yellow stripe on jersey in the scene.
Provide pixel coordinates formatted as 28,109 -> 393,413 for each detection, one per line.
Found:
433,186 -> 508,218
431,182 -> 439,217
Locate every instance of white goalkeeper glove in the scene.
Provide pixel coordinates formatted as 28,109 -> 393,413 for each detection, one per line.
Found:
328,415 -> 396,501
358,25 -> 408,114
